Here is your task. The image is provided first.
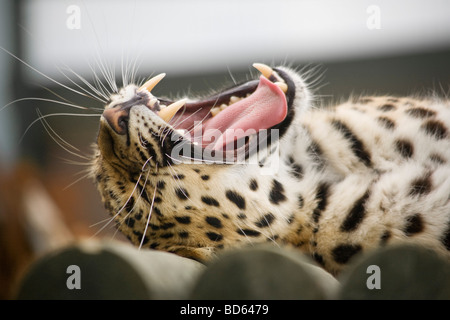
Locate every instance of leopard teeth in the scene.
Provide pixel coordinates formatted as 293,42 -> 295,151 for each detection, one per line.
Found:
158,99 -> 187,122
275,81 -> 288,93
253,63 -> 273,79
229,96 -> 241,104
138,73 -> 166,92
211,107 -> 221,117
149,98 -> 159,108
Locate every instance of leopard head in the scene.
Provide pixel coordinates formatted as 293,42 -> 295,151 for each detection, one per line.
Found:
92,64 -> 312,261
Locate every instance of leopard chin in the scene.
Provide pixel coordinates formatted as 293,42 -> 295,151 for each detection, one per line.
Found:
91,63 -> 450,275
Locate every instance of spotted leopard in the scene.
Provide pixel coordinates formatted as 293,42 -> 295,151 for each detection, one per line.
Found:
91,63 -> 450,275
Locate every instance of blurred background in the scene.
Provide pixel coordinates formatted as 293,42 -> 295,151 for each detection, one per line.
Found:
1,0 -> 449,299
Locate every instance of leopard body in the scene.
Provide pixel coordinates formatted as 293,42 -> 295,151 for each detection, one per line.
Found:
92,66 -> 450,275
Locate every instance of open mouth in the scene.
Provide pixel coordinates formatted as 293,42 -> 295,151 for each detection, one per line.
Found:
105,63 -> 296,163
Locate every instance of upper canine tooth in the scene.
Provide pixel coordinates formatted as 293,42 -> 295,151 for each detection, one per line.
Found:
158,98 -> 187,122
275,81 -> 288,93
252,63 -> 273,79
138,73 -> 166,92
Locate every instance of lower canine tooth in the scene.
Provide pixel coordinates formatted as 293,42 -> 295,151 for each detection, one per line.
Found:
220,104 -> 228,110
275,81 -> 288,93
158,99 -> 187,122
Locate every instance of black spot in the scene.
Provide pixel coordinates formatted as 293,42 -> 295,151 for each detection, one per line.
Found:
380,230 -> 391,245
205,216 -> 223,228
175,187 -> 189,200
193,168 -> 201,173
298,194 -> 304,208
135,210 -> 143,221
153,206 -> 163,217
332,120 -> 372,166
206,232 -> 223,242
406,107 -> 436,118
221,213 -> 230,219
430,154 -> 446,164
178,231 -> 189,239
225,190 -> 246,209
108,190 -> 117,201
149,223 -> 160,231
312,183 -> 330,223
255,213 -> 276,228
269,179 -> 287,204
237,213 -> 247,219
249,179 -> 258,191
307,140 -> 325,168
154,197 -> 162,203
332,244 -> 362,264
124,217 -> 135,228
124,196 -> 135,212
160,232 -> 174,239
150,242 -> 159,249
173,174 -> 185,180
175,216 -> 191,224
237,228 -> 261,237
160,222 -> 175,230
340,190 -> 371,232
201,196 -> 220,207
395,139 -> 414,158
404,214 -> 424,236
156,180 -> 165,189
137,184 -> 152,204
133,231 -> 149,245
201,175 -> 210,181
409,173 -> 433,196
184,206 -> 192,210
378,104 -> 396,112
441,222 -> 450,251
287,214 -> 295,224
377,116 -> 396,130
287,156 -> 303,179
312,253 -> 325,267
421,120 -> 447,140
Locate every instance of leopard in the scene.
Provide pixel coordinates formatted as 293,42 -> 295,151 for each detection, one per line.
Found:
91,63 -> 450,275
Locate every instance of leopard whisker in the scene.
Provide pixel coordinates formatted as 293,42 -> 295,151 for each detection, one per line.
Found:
0,46 -> 105,102
113,159 -> 153,241
139,184 -> 158,250
0,97 -> 101,113
92,169 -> 145,237
58,65 -> 108,103
34,109 -> 95,161
20,112 -> 101,152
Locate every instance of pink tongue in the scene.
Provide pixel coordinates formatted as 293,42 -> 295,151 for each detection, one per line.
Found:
202,76 -> 287,150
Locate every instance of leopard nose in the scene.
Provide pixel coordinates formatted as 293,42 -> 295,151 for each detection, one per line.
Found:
102,105 -> 131,135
